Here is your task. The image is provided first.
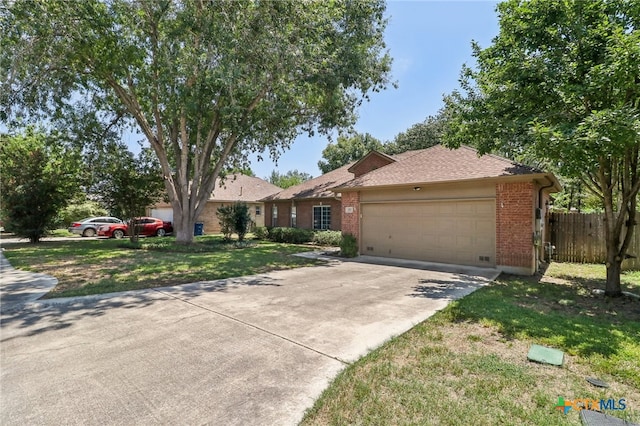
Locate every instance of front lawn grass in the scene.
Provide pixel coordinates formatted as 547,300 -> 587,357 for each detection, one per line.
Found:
302,263 -> 640,425
2,235 -> 318,298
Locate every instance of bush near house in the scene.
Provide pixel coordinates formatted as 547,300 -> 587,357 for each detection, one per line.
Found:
265,228 -> 342,245
253,226 -> 269,240
268,227 -> 314,244
340,233 -> 358,257
312,230 -> 342,246
217,202 -> 252,242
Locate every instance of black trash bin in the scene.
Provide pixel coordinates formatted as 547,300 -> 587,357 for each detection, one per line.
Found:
194,222 -> 204,236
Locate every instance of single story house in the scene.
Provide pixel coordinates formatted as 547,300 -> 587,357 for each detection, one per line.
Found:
150,174 -> 281,234
261,164 -> 355,231
265,145 -> 560,275
262,150 -> 419,231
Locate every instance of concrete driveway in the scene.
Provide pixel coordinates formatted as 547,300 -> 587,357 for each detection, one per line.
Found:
1,255 -> 497,425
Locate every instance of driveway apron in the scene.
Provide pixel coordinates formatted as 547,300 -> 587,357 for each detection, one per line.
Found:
1,255 -> 497,425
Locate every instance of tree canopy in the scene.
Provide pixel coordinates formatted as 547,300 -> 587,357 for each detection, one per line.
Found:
267,169 -> 313,189
444,0 -> 640,296
318,132 -> 384,173
385,113 -> 447,155
2,0 -> 393,243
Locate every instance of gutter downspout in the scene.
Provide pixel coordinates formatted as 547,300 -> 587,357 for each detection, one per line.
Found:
537,177 -> 556,269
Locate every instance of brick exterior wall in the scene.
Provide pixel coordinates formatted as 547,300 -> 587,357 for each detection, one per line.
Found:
149,201 -> 265,234
198,202 -> 264,233
340,191 -> 360,240
264,199 -> 342,230
264,201 -> 291,228
496,182 -> 536,274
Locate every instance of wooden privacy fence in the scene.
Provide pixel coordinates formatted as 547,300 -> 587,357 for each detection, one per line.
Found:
548,212 -> 640,270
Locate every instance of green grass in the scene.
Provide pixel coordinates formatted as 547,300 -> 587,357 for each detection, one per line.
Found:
2,235 -> 318,298
302,263 -> 640,425
46,228 -> 77,237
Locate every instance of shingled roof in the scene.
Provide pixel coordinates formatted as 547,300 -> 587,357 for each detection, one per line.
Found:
261,164 -> 354,201
263,145 -> 553,201
335,145 -> 545,190
211,174 -> 281,202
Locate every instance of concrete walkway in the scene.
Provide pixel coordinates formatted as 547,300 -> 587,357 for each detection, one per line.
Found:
1,251 -> 498,425
0,252 -> 58,310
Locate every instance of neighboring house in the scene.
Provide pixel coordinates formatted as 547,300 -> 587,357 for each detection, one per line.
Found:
265,145 -> 560,275
261,150 -> 427,232
261,163 -> 355,231
149,174 -> 281,234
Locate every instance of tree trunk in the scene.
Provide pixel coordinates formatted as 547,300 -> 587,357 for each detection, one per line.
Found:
605,259 -> 623,297
173,207 -> 195,244
603,221 -> 625,298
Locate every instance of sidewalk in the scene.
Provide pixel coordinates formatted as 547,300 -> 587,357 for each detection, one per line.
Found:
0,251 -> 58,311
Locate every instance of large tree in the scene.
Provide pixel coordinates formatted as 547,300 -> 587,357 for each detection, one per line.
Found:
444,0 -> 640,296
318,132 -> 384,173
2,0 -> 392,244
385,112 -> 448,155
0,129 -> 81,243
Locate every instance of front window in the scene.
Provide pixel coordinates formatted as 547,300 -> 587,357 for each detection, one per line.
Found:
313,205 -> 331,230
255,206 -> 261,216
291,206 -> 297,227
271,205 -> 278,227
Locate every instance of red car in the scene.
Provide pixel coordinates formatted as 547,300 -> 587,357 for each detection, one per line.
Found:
98,217 -> 173,239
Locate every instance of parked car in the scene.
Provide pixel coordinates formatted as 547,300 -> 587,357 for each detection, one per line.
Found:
98,217 -> 173,239
68,217 -> 124,237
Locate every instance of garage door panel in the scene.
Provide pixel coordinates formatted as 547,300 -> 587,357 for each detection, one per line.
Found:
456,219 -> 474,234
437,204 -> 455,215
476,219 -> 494,233
456,235 -> 473,250
476,202 -> 494,215
456,251 -> 476,264
455,202 -> 476,215
361,200 -> 495,267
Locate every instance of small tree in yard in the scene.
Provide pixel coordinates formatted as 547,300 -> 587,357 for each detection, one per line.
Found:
445,0 -> 640,297
0,129 -> 81,242
217,203 -> 252,242
93,146 -> 165,242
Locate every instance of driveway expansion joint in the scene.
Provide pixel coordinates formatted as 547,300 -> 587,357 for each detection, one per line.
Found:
152,288 -> 351,366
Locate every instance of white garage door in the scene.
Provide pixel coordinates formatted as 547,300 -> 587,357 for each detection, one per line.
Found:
361,200 -> 495,267
150,208 -> 174,223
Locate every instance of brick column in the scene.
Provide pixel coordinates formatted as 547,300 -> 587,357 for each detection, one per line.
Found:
496,182 -> 535,274
341,191 -> 360,241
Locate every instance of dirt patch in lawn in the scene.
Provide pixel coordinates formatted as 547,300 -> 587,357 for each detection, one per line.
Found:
538,275 -> 640,323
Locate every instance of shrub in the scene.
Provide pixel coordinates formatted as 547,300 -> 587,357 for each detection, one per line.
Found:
217,205 -> 234,241
312,230 -> 342,246
232,203 -> 251,242
217,202 -> 252,242
340,233 -> 358,257
268,227 -> 313,244
253,226 -> 269,240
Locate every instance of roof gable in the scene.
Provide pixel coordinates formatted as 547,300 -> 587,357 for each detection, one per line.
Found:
347,151 -> 396,178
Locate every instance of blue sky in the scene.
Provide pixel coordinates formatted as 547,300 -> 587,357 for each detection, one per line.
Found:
247,1 -> 501,180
